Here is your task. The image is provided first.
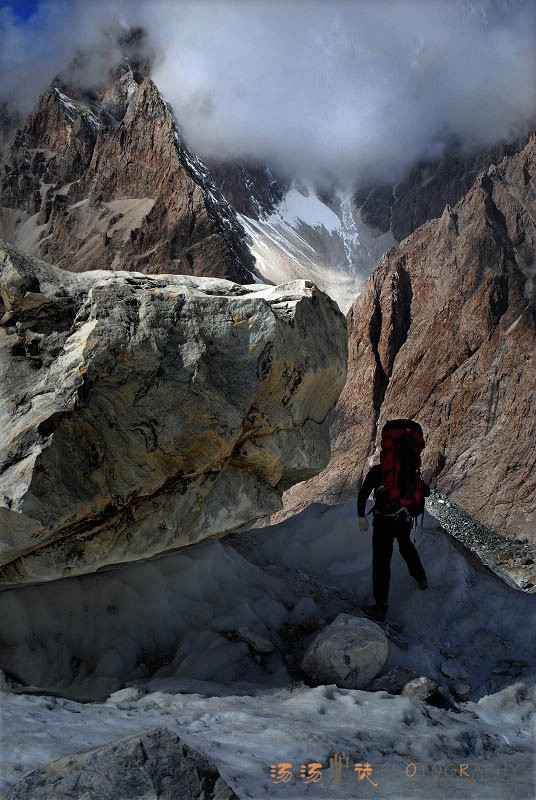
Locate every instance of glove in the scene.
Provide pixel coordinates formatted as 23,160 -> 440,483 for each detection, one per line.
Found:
358,516 -> 369,532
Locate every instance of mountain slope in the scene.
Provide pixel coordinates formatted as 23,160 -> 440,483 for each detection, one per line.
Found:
281,134 -> 536,544
238,185 -> 396,313
0,64 -> 400,310
0,64 -> 254,282
356,133 -> 532,241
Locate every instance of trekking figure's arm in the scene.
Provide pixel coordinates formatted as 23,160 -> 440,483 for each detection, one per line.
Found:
357,467 -> 379,531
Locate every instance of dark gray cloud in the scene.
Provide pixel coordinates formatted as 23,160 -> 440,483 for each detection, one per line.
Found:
1,0 -> 535,186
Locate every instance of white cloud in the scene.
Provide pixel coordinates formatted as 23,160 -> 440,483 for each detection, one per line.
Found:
1,0 -> 535,187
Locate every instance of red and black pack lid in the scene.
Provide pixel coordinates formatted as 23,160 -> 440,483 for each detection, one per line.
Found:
381,419 -> 424,439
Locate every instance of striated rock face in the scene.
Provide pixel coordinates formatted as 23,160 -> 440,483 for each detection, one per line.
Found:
356,134 -> 531,241
1,728 -> 238,800
0,241 -> 347,587
282,135 -> 536,542
0,102 -> 22,162
205,159 -> 289,220
0,63 -> 254,282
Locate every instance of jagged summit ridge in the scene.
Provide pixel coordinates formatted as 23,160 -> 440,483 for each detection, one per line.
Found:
0,58 -> 254,282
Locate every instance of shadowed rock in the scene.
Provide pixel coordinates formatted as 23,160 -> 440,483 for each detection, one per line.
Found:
0,728 -> 238,800
301,613 -> 388,689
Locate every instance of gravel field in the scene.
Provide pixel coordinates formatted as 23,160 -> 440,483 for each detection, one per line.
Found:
426,492 -> 535,594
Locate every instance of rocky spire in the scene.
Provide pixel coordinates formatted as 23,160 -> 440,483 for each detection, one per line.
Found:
0,37 -> 254,282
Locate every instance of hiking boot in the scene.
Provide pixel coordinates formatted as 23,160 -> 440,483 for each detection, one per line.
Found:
416,576 -> 428,590
361,603 -> 388,622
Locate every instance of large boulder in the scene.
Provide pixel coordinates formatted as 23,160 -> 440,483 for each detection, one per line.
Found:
0,241 -> 347,587
300,613 -> 388,689
0,728 -> 238,800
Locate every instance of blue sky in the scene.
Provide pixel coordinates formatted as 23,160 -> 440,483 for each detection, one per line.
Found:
0,0 -> 40,22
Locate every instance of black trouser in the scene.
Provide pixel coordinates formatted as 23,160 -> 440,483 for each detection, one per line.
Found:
372,514 -> 426,605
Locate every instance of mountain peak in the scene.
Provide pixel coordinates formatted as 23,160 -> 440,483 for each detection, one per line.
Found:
0,53 -> 254,282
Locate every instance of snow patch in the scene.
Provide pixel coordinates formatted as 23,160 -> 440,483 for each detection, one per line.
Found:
241,184 -> 395,312
0,500 -> 534,797
55,89 -> 77,116
272,187 -> 341,233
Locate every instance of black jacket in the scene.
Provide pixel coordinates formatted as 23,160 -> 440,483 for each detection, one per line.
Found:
357,464 -> 430,517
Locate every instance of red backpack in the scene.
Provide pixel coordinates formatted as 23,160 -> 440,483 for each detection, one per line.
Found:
375,419 -> 425,518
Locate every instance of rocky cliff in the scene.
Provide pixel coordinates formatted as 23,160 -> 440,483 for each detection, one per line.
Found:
205,159 -> 289,220
282,134 -> 536,542
0,240 -> 347,587
356,133 -> 532,242
0,102 -> 22,162
0,62 -> 254,282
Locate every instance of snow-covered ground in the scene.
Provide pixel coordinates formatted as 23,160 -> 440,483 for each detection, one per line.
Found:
0,501 -> 534,798
241,185 -> 396,313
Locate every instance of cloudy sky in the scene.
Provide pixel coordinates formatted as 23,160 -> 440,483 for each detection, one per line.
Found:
1,0 -> 535,186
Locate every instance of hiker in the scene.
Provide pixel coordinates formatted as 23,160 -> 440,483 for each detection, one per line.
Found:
358,419 -> 430,622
